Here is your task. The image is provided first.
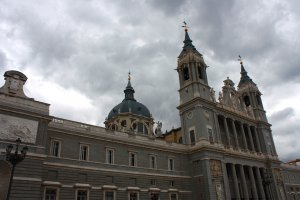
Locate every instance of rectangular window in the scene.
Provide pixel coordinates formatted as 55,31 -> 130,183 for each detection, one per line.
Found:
45,188 -> 57,200
106,149 -> 114,164
208,128 -> 214,143
149,155 -> 157,169
150,193 -> 159,200
168,158 -> 174,171
170,180 -> 175,187
79,145 -> 89,161
170,193 -> 178,200
129,192 -> 138,200
105,191 -> 115,200
77,190 -> 88,200
150,179 -> 157,186
129,152 -> 137,167
50,140 -> 60,157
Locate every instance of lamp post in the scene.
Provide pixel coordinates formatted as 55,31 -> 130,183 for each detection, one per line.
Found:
5,138 -> 28,200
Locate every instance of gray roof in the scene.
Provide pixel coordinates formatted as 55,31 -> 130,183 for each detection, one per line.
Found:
107,79 -> 151,120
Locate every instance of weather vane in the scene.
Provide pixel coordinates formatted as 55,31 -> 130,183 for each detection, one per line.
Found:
182,21 -> 189,31
238,55 -> 243,65
128,71 -> 131,81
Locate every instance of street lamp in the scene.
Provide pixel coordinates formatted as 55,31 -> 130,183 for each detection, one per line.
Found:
5,138 -> 28,200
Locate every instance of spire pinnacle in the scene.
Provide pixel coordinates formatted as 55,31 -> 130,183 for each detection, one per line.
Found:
182,21 -> 189,32
237,55 -> 255,87
124,72 -> 136,101
128,71 -> 131,81
238,54 -> 243,65
178,21 -> 202,57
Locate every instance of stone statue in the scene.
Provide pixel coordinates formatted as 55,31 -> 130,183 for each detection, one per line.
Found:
218,91 -> 223,104
210,88 -> 216,102
155,121 -> 162,136
216,184 -> 225,200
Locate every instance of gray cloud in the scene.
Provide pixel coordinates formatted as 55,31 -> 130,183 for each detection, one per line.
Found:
270,107 -> 295,123
0,0 -> 300,161
0,50 -> 7,68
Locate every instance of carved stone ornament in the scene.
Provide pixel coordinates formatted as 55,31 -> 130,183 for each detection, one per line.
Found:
216,183 -> 225,200
187,111 -> 193,119
210,160 -> 222,177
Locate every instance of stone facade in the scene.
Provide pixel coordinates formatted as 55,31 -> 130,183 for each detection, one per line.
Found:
0,30 -> 299,200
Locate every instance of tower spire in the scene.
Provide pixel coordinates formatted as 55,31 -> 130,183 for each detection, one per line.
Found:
237,55 -> 255,88
124,72 -> 136,101
179,21 -> 202,58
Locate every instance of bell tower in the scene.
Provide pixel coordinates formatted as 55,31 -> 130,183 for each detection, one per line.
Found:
177,24 -> 211,105
177,23 -> 216,145
236,57 -> 267,122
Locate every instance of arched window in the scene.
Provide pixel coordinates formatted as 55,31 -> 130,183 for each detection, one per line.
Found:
137,122 -> 148,134
198,66 -> 203,79
256,95 -> 262,106
111,124 -> 118,131
183,67 -> 189,80
190,130 -> 196,145
121,120 -> 126,127
243,95 -> 250,107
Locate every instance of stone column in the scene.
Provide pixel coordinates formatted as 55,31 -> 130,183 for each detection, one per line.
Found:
246,125 -> 255,152
222,162 -> 231,200
255,167 -> 266,200
231,164 -> 241,199
248,166 -> 259,199
223,117 -> 231,147
239,165 -> 249,199
214,113 -> 222,143
253,127 -> 262,153
240,122 -> 248,151
231,119 -> 240,149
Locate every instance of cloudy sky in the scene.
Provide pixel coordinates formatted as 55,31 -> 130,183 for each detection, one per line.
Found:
0,0 -> 299,161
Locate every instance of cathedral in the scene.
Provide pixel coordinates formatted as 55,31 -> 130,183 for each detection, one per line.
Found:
0,27 -> 299,200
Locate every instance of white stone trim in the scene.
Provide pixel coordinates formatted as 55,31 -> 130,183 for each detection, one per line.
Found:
13,176 -> 42,182
102,185 -> 117,190
127,187 -> 140,191
42,181 -> 62,187
149,187 -> 160,192
74,183 -> 91,188
43,162 -> 191,179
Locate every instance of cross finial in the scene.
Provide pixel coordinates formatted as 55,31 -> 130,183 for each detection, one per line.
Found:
238,55 -> 243,65
182,21 -> 189,32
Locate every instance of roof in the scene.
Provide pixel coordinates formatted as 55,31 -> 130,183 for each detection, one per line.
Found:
107,79 -> 151,120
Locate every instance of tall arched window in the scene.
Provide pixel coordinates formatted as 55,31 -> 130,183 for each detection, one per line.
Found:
243,95 -> 250,107
256,95 -> 262,106
183,67 -> 190,80
198,66 -> 203,79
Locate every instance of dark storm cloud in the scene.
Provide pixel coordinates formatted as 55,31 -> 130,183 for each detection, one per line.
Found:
270,107 -> 295,123
147,0 -> 185,16
1,0 -> 300,161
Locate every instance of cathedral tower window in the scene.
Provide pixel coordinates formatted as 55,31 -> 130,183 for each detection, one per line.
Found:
243,95 -> 250,107
183,66 -> 190,80
256,95 -> 262,106
198,66 -> 203,79
189,130 -> 196,145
